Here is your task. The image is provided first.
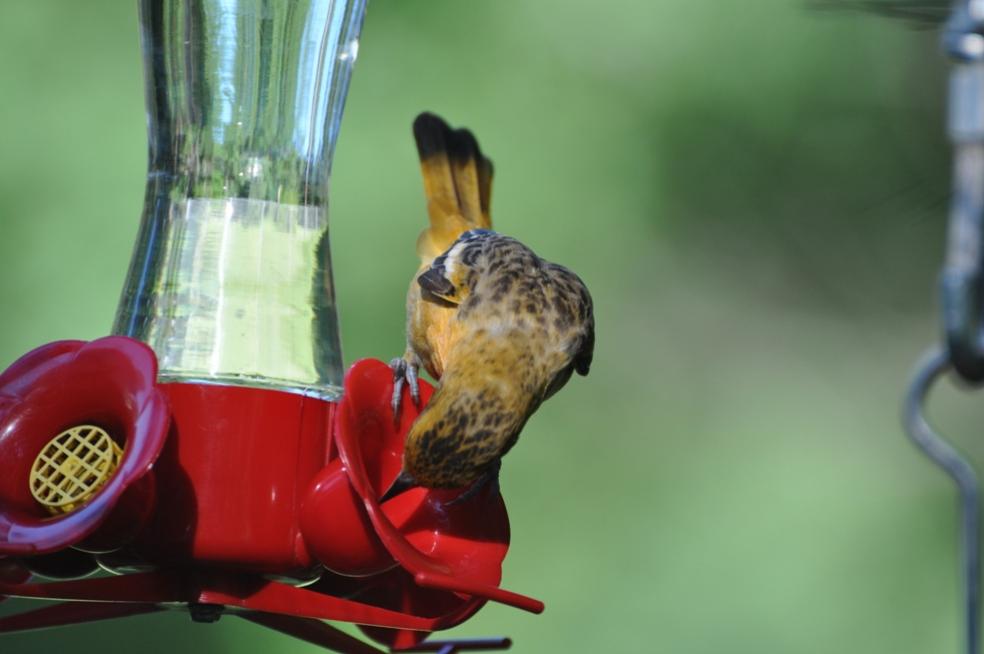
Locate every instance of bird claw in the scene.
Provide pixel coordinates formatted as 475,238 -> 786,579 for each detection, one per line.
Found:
389,357 -> 420,419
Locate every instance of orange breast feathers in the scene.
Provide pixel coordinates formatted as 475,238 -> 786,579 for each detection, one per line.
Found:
405,288 -> 458,380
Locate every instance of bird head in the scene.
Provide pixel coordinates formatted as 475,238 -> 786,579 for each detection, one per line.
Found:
417,229 -> 495,305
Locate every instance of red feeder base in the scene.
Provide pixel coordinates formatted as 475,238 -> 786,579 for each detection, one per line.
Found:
0,345 -> 541,652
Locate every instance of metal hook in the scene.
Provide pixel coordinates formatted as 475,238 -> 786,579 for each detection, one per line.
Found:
904,346 -> 981,654
943,1 -> 984,383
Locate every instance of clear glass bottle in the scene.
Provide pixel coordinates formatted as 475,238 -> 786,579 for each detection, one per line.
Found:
114,0 -> 366,400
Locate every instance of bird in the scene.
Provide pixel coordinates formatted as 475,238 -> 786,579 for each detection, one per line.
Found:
382,112 -> 595,504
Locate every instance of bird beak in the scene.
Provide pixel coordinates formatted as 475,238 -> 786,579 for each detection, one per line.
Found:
378,470 -> 419,503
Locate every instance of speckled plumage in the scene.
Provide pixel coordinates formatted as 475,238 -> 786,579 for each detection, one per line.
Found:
387,113 -> 594,497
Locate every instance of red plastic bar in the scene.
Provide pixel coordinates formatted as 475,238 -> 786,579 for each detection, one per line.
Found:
0,569 -> 495,634
198,576 -> 449,630
413,573 -> 543,615
0,572 -> 183,603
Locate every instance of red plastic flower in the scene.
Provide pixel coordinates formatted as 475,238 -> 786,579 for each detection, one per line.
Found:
0,337 -> 169,555
301,358 -> 541,648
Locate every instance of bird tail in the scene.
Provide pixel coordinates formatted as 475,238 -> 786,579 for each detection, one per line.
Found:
413,112 -> 494,262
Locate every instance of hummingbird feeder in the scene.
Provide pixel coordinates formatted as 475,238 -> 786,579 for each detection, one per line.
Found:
0,1 -> 542,652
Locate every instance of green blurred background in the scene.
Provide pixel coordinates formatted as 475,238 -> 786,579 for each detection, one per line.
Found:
0,1 -> 976,652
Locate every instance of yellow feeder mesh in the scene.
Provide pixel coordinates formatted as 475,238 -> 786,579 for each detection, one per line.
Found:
29,425 -> 123,515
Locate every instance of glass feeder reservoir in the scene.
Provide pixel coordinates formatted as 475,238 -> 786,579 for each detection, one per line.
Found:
114,0 -> 363,400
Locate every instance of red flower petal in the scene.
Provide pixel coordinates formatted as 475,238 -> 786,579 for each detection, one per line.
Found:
0,337 -> 169,555
333,359 -> 542,615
